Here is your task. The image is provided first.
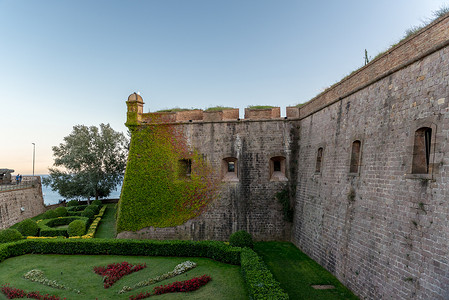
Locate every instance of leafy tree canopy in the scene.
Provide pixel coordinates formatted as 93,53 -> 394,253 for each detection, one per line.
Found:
43,123 -> 128,201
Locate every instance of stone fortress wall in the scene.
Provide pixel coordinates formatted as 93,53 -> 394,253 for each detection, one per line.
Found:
121,12 -> 449,300
0,177 -> 46,229
292,13 -> 449,300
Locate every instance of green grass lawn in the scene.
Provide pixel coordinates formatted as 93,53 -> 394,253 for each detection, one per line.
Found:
0,254 -> 247,300
95,204 -> 117,238
254,242 -> 358,300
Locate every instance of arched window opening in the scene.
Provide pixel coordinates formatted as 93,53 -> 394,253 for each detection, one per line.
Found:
315,147 -> 323,173
349,141 -> 361,173
412,127 -> 432,174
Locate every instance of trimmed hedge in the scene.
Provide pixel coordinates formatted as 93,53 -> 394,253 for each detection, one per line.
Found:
241,248 -> 289,299
67,211 -> 83,217
67,220 -> 86,237
66,205 -> 88,212
42,210 -> 57,220
38,217 -> 90,237
0,239 -> 287,299
81,208 -> 95,219
66,200 -> 79,207
54,207 -> 68,217
91,200 -> 102,206
86,204 -> 100,215
0,229 -> 23,243
16,219 -> 39,237
229,230 -> 254,249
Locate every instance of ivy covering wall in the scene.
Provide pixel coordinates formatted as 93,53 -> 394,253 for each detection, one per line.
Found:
116,123 -> 218,232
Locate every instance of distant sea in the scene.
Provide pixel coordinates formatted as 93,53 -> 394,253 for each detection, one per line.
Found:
39,175 -> 122,206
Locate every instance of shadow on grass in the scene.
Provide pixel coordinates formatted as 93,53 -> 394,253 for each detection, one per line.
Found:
254,242 -> 358,300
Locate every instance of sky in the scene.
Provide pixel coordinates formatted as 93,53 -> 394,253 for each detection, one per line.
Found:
1,0 -> 448,175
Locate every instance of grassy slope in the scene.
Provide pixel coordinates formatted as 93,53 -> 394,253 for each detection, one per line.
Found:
0,254 -> 247,300
95,204 -> 117,238
254,242 -> 358,300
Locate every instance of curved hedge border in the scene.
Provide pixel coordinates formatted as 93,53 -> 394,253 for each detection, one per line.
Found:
0,239 -> 288,299
38,217 -> 90,237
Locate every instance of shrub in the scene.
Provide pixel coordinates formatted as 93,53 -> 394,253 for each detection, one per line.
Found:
42,210 -> 57,220
17,219 -> 39,237
91,200 -> 102,206
240,248 -> 289,299
0,229 -> 23,243
229,230 -> 253,249
39,217 -> 89,237
67,220 -> 86,237
81,208 -> 95,219
54,207 -> 67,218
66,205 -> 88,212
67,211 -> 83,217
66,200 -> 79,207
86,205 -> 100,215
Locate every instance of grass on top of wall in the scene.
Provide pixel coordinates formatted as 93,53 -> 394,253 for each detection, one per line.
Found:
254,242 -> 358,300
0,254 -> 247,300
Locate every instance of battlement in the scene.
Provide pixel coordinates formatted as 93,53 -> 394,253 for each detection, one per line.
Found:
126,93 -> 301,125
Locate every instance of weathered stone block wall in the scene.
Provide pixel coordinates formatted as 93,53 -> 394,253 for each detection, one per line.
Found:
293,41 -> 449,299
0,178 -> 46,229
118,119 -> 299,241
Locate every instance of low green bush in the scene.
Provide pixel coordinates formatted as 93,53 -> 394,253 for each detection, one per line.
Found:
66,200 -> 79,207
67,220 -> 86,237
0,229 -> 23,243
54,207 -> 68,218
67,204 -> 88,211
91,200 -> 102,206
66,205 -> 88,212
81,208 -> 95,219
42,210 -> 57,220
86,205 -> 100,215
16,219 -> 39,237
229,230 -> 254,249
67,211 -> 83,217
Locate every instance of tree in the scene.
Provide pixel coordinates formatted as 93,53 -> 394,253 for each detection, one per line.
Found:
43,123 -> 128,203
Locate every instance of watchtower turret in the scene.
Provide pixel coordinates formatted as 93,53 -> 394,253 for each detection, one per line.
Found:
126,92 -> 144,127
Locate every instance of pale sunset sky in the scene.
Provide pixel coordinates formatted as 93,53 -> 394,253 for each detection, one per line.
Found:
0,0 -> 448,174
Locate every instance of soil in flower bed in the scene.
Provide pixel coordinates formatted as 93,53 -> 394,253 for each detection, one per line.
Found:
0,254 -> 247,300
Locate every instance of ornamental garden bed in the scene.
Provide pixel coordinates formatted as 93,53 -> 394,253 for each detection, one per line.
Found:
0,254 -> 246,300
0,239 -> 287,299
38,216 -> 90,237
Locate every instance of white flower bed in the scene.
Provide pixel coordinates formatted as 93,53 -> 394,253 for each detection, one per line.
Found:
119,261 -> 197,294
23,269 -> 81,294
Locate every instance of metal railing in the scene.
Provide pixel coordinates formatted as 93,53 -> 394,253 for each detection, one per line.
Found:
0,176 -> 40,192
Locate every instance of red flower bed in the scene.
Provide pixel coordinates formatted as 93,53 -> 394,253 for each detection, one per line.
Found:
129,275 -> 211,300
93,262 -> 146,288
1,284 -> 64,300
1,284 -> 26,299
